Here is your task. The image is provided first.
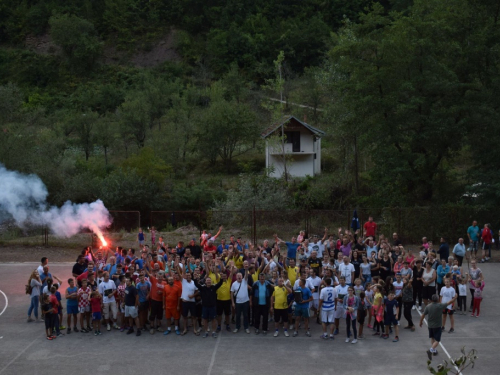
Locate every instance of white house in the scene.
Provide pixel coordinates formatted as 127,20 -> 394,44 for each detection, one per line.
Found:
262,115 -> 325,178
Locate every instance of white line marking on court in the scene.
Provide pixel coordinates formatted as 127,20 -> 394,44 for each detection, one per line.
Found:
417,309 -> 461,374
206,332 -> 221,375
0,290 -> 8,316
0,336 -> 38,375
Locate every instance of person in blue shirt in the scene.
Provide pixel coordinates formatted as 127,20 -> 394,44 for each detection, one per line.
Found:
65,278 -> 79,334
136,274 -> 151,330
40,266 -> 52,287
438,238 -> 449,261
436,259 -> 450,293
217,239 -> 229,254
467,221 -> 480,258
293,278 -> 313,337
274,234 -> 301,260
251,273 -> 274,334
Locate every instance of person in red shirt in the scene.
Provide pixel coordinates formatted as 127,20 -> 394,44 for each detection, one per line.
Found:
363,216 -> 377,238
147,269 -> 166,334
163,276 -> 182,335
49,286 -> 62,336
204,240 -> 217,255
481,223 -> 492,263
90,291 -> 102,335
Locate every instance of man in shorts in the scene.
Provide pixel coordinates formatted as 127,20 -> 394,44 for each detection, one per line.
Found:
163,276 -> 182,335
271,277 -> 292,337
319,278 -> 337,340
98,272 -> 118,331
124,277 -> 141,336
420,293 -> 458,360
216,265 -> 235,332
65,278 -> 79,334
178,259 -> 199,335
147,270 -> 166,334
293,279 -> 313,337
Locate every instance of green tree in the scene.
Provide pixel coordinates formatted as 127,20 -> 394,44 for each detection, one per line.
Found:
49,14 -> 102,72
198,84 -> 258,171
118,94 -> 150,148
74,111 -> 99,161
324,0 -> 485,205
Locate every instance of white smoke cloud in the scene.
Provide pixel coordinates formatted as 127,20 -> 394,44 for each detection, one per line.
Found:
0,164 -> 111,237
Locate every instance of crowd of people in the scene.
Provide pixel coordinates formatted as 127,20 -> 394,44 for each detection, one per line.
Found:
25,218 -> 488,359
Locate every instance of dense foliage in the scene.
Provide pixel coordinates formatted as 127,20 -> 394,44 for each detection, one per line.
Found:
0,0 -> 499,217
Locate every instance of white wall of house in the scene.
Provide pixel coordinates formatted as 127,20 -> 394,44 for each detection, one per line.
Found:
265,121 -> 323,178
268,154 -> 315,177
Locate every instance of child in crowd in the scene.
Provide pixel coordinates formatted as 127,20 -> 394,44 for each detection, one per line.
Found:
357,291 -> 367,339
353,278 -> 364,297
150,226 -> 156,247
457,276 -> 468,315
372,285 -> 385,336
54,284 -> 65,330
470,277 -> 485,317
384,291 -> 400,342
90,290 -> 102,335
78,279 -> 92,332
42,295 -> 56,340
49,285 -> 62,336
65,278 -> 79,334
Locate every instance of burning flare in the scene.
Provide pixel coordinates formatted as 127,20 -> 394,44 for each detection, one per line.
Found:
97,233 -> 108,247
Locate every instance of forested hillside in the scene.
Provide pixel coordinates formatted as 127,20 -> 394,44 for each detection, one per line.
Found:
0,0 -> 499,215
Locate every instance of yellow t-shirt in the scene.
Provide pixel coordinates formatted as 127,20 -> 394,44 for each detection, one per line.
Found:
251,270 -> 260,283
272,286 -> 289,309
287,266 -> 299,287
373,292 -> 383,307
234,256 -> 244,269
208,272 -> 218,284
216,279 -> 232,301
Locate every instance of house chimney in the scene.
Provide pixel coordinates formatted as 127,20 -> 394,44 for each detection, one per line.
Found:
303,114 -> 307,123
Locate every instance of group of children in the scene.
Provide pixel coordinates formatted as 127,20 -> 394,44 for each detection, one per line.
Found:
41,278 -> 103,340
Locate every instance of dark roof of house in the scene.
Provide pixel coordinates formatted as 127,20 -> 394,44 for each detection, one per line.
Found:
261,115 -> 326,138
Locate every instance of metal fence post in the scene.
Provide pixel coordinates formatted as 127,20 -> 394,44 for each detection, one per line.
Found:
253,206 -> 257,245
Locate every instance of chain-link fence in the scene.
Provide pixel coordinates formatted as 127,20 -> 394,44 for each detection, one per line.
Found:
150,207 -> 498,245
1,207 -> 497,248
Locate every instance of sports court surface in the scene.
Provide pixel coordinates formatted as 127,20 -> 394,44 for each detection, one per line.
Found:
0,262 -> 496,375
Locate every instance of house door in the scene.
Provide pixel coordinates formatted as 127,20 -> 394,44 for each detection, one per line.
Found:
285,131 -> 300,152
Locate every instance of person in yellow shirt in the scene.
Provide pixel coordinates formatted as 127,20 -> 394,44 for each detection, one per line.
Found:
216,263 -> 236,332
270,277 -> 292,337
249,260 -> 266,283
285,259 -> 299,287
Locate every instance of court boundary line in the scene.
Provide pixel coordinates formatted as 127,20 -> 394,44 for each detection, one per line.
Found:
206,332 -> 221,375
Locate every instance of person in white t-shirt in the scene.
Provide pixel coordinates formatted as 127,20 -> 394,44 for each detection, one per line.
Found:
98,272 -> 118,331
178,259 -> 199,335
307,269 -> 322,322
333,276 -> 349,335
338,257 -> 355,285
319,278 -> 338,339
293,270 -> 314,291
440,277 -> 456,333
393,273 -> 404,322
308,231 -> 327,258
231,268 -> 250,333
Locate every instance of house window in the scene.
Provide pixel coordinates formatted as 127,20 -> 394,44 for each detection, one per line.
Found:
285,131 -> 300,152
